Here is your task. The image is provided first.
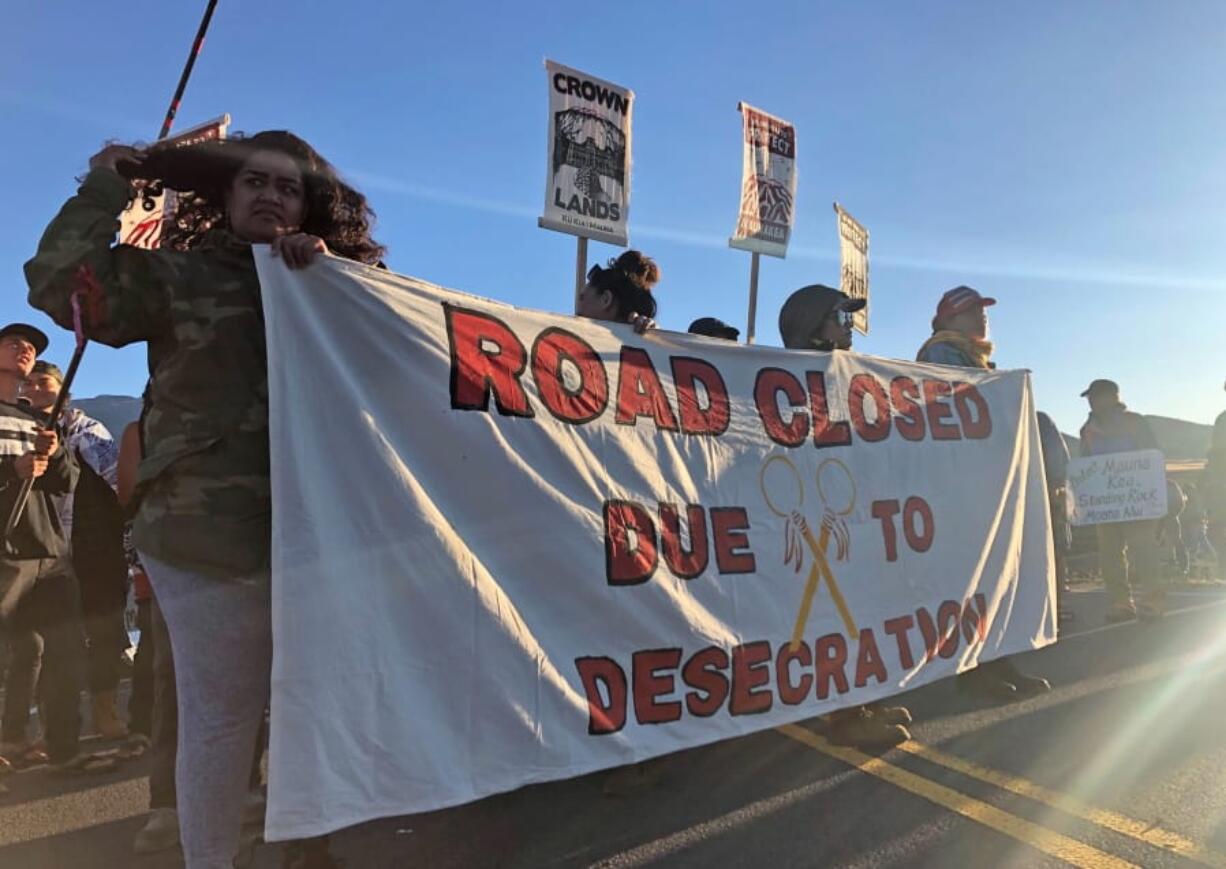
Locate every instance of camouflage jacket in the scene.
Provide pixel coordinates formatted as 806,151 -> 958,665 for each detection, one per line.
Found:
25,167 -> 270,578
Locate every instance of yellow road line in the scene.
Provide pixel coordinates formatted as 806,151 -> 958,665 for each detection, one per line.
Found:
777,724 -> 1137,869
896,740 -> 1226,868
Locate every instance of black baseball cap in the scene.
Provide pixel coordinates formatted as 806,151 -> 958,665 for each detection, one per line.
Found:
1080,379 -> 1120,398
0,323 -> 49,356
688,317 -> 740,340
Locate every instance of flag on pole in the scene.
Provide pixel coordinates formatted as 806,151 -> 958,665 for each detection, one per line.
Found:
118,114 -> 231,250
729,103 -> 796,259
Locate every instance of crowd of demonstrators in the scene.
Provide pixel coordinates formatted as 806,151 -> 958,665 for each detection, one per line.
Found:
1078,380 -> 1166,622
23,130 -> 385,869
4,121 -> 1221,863
777,284 -> 914,749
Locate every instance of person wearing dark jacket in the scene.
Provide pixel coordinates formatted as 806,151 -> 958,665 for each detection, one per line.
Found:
0,322 -> 98,772
1079,379 -> 1166,621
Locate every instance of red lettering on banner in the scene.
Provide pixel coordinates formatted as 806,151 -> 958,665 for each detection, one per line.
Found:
711,508 -> 756,574
915,607 -> 940,662
604,500 -> 658,586
615,347 -> 679,431
659,504 -> 709,579
776,641 -> 813,705
848,374 -> 892,442
444,305 -> 532,417
854,628 -> 888,688
954,383 -> 993,439
872,499 -> 902,562
922,380 -> 961,441
937,600 -> 962,659
891,376 -> 926,440
682,647 -> 730,717
672,357 -> 731,436
807,373 -> 852,448
531,327 -> 608,424
754,368 -> 809,447
903,496 -> 935,553
814,633 -> 850,698
576,657 -> 627,734
883,615 -> 917,669
730,642 -> 773,715
633,648 -> 683,725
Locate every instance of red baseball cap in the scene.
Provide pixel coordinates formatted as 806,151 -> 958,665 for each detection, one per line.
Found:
934,286 -> 996,325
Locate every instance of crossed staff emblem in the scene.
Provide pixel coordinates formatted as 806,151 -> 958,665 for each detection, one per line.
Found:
759,456 -> 860,651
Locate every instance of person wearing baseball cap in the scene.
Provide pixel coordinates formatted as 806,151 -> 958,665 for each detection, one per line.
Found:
688,317 -> 740,341
1078,378 -> 1166,622
0,323 -> 106,774
778,284 -> 866,352
916,286 -> 996,369
915,289 -> 1051,701
776,284 -> 913,750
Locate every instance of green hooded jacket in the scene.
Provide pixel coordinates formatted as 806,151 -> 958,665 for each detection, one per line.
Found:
25,167 -> 271,578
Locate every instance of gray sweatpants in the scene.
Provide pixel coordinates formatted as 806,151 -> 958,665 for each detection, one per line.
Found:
139,551 -> 271,869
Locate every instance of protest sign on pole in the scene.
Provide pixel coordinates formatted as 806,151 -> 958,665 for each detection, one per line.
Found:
538,61 -> 633,309
256,251 -> 1056,840
1067,450 -> 1168,525
118,114 -> 231,250
835,203 -> 870,336
728,103 -> 797,342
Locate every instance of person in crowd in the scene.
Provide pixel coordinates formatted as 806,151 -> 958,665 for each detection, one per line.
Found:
1079,379 -> 1165,622
778,283 -> 913,749
1036,411 -> 1073,624
917,287 -> 1051,701
1161,479 -> 1188,578
688,317 -> 740,341
0,322 -> 109,774
25,130 -> 382,869
576,249 -> 658,333
22,360 -> 130,742
1205,382 -> 1226,577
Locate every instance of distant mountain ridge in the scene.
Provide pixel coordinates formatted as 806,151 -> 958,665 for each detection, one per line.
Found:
71,394 -> 142,437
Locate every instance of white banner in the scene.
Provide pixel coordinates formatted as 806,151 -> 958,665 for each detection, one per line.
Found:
117,114 -> 231,249
729,103 -> 797,258
257,252 -> 1056,839
835,203 -> 870,335
538,61 -> 633,246
1067,449 -> 1168,526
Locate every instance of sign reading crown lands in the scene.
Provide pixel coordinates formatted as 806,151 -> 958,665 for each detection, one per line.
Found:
117,114 -> 230,250
256,253 -> 1056,840
729,103 -> 797,258
539,61 -> 634,246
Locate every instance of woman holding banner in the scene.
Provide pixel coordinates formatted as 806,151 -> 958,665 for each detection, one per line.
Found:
25,131 -> 384,869
577,249 -> 659,332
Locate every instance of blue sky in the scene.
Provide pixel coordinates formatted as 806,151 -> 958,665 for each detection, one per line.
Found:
2,1 -> 1223,434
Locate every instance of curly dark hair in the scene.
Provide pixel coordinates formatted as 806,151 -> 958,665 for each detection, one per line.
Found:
609,250 -> 660,291
587,261 -> 656,321
151,130 -> 385,264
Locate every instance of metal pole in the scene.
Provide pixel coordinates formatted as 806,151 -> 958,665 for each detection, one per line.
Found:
574,236 -> 589,314
157,0 -> 220,140
745,252 -> 761,344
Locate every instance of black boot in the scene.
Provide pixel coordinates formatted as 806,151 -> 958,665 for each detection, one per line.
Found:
988,657 -> 1050,696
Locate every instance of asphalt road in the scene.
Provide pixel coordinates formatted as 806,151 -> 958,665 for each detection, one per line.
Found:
4,584 -> 1226,869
